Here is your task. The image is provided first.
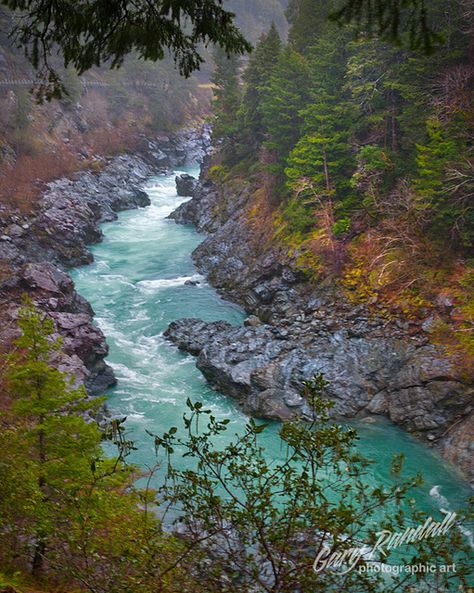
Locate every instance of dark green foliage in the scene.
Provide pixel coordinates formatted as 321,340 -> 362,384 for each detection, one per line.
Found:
235,23 -> 282,159
330,0 -> 446,52
2,0 -> 252,100
151,378 -> 474,592
260,46 -> 311,180
1,302 -> 107,575
287,0 -> 332,53
279,193 -> 317,236
213,0 -> 473,259
286,28 -> 356,211
414,116 -> 474,247
211,46 -> 241,144
0,302 -> 210,592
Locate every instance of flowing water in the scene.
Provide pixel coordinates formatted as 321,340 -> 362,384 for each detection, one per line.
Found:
70,164 -> 472,524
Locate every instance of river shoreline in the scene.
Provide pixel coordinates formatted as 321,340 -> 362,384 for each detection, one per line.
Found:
166,159 -> 474,484
1,125 -> 472,485
0,126 -> 211,394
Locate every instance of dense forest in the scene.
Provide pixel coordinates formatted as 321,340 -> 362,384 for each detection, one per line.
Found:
212,0 -> 474,373
1,1 -> 474,592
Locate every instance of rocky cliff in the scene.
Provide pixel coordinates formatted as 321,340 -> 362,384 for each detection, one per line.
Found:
167,165 -> 474,482
0,127 -> 211,395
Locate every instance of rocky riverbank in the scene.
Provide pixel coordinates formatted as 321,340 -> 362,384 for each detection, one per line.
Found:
167,165 -> 474,483
0,126 -> 211,394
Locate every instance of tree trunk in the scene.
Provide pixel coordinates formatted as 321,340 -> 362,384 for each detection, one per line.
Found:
323,148 -> 331,192
32,540 -> 46,577
32,427 -> 47,576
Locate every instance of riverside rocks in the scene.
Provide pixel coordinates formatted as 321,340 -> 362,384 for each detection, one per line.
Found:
176,174 -> 200,197
0,126 -> 210,395
167,171 -> 474,482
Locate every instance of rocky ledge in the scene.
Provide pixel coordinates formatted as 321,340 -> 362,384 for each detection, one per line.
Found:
0,126 -> 211,394
166,169 -> 474,483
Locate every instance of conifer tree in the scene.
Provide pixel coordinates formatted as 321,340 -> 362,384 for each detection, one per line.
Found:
414,116 -> 474,247
287,0 -> 333,54
236,22 -> 282,159
260,47 -> 311,184
0,303 -> 205,592
285,30 -> 356,225
1,303 -> 105,575
211,46 -> 241,144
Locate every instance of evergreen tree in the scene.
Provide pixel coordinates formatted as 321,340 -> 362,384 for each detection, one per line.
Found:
211,46 -> 241,144
235,22 -> 282,159
287,0 -> 333,54
414,116 -> 474,247
260,47 -> 311,184
285,103 -> 354,202
285,32 -> 353,199
1,303 -> 110,575
0,303 -> 203,592
285,29 -> 356,228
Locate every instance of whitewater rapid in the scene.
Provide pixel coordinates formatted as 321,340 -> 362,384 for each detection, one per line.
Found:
70,164 -> 471,517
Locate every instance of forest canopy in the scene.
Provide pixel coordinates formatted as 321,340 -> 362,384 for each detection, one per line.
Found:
0,0 -> 460,100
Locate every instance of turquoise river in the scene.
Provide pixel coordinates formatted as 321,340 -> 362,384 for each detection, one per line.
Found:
70,164 -> 472,526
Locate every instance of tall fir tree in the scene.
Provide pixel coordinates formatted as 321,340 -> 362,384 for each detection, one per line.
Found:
0,303 -> 205,592
235,22 -> 282,159
286,0 -> 333,54
414,116 -> 474,247
211,46 -> 241,142
1,303 -> 105,576
260,46 -> 311,184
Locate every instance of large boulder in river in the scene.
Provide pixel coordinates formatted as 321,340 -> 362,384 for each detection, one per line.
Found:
176,174 -> 199,197
167,161 -> 474,482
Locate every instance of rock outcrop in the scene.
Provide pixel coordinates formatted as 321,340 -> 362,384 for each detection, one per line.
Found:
176,174 -> 200,197
0,126 -> 211,394
167,170 -> 474,482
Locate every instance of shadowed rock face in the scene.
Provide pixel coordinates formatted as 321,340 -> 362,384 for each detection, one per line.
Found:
176,174 -> 199,197
0,126 -> 211,395
166,169 -> 474,482
0,261 -> 115,395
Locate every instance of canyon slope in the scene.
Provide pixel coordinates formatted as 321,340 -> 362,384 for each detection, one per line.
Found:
167,164 -> 474,482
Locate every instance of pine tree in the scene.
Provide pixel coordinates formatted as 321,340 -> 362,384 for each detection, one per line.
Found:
284,30 -> 356,229
0,303 -> 205,592
285,105 -> 354,201
287,0 -> 333,54
1,303 -> 106,575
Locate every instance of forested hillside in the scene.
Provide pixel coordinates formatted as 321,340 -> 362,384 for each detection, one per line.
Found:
226,0 -> 288,42
0,40 -> 201,211
0,0 -> 286,212
212,0 -> 474,373
1,1 -> 474,591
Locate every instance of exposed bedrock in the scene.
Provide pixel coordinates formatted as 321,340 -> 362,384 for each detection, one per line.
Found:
176,174 -> 200,197
0,126 -> 211,394
167,171 -> 474,482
